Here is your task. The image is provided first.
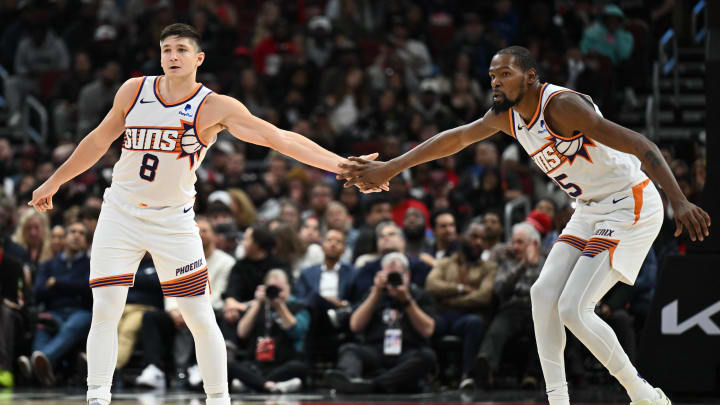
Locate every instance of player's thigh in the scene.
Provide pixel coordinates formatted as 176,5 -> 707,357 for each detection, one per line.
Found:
90,207 -> 145,288
149,230 -> 208,298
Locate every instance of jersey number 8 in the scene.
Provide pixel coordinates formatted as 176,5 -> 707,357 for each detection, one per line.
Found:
140,153 -> 159,182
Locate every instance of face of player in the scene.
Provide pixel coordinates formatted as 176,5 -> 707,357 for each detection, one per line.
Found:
160,36 -> 204,77
489,54 -> 529,114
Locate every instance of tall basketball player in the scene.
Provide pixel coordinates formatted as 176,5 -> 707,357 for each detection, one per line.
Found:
337,46 -> 710,405
28,24 -> 382,405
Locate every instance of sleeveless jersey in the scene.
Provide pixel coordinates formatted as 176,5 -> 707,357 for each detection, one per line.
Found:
509,83 -> 647,202
110,76 -> 214,207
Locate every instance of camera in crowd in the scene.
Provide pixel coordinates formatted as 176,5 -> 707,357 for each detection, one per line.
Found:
265,285 -> 280,299
387,271 -> 403,287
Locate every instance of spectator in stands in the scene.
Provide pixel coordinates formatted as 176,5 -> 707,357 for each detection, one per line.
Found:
580,5 -> 634,66
292,216 -> 325,277
348,221 -> 432,305
449,12 -> 493,80
230,269 -> 308,393
388,176 -> 430,229
426,223 -> 497,389
524,209 -> 553,256
76,61 -> 122,138
481,211 -> 507,262
11,209 -> 53,271
325,201 -> 358,264
51,51 -> 94,140
295,229 -> 355,360
49,225 -> 65,258
20,221 -> 91,386
427,209 -> 459,263
223,225 -> 288,334
115,255 -> 162,371
5,19 -> 70,128
402,207 -> 432,262
327,252 -> 437,394
352,196 -> 393,263
0,235 -> 31,388
475,223 -> 544,388
303,182 -> 334,226
135,217 -> 235,389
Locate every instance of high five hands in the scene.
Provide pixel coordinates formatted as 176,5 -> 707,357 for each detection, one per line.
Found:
337,155 -> 394,193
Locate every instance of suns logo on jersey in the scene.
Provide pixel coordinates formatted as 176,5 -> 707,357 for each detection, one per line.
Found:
122,120 -> 205,169
530,122 -> 595,175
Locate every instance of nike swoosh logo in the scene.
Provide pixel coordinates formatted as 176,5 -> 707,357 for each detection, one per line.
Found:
613,196 -> 630,204
183,206 -> 192,213
140,99 -> 155,104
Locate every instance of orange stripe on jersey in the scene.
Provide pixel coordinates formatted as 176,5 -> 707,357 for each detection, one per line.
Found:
154,76 -> 203,107
89,273 -> 135,288
556,234 -> 587,251
162,266 -> 208,286
582,237 -> 619,268
526,83 -> 549,129
123,77 -> 146,118
508,109 -> 517,138
632,178 -> 651,224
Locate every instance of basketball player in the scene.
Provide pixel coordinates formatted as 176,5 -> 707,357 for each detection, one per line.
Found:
28,24 -> 382,405
337,46 -> 710,405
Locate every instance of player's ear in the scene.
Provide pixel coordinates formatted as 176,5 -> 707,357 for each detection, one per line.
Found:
527,68 -> 538,85
196,51 -> 205,67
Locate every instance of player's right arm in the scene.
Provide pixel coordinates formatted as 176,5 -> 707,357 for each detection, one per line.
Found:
28,78 -> 140,212
337,109 -> 509,188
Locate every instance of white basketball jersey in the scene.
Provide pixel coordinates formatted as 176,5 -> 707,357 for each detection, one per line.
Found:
110,76 -> 214,207
510,83 -> 647,202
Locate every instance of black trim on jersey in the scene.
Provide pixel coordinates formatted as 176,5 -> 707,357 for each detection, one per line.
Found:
152,76 -> 204,107
124,76 -> 147,118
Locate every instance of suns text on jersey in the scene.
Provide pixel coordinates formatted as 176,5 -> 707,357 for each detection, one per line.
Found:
530,141 -> 565,174
122,127 -> 182,152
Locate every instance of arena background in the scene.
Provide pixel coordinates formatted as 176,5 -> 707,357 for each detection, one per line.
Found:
0,0 -> 716,404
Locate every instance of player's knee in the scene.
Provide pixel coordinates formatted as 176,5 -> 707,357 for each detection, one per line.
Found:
530,281 -> 556,312
557,292 -> 581,328
90,286 -> 127,325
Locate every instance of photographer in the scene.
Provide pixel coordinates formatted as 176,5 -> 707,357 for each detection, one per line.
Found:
327,253 -> 437,394
228,269 -> 309,393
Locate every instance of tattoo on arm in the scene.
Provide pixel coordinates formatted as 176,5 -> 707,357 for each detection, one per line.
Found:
643,149 -> 663,169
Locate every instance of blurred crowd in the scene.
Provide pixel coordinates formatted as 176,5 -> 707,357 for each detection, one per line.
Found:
0,0 -> 708,395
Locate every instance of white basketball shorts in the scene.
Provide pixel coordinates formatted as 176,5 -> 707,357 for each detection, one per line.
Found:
555,178 -> 664,285
89,188 -> 209,297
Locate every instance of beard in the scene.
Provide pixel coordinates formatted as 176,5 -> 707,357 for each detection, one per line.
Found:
491,90 -> 524,114
403,224 -> 425,242
460,239 -> 482,263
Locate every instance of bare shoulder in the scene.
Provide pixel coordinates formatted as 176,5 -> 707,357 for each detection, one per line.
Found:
111,77 -> 145,113
544,91 -> 601,136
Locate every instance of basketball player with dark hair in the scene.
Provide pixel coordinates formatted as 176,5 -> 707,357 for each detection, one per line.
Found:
28,23 -> 383,405
338,46 -> 710,405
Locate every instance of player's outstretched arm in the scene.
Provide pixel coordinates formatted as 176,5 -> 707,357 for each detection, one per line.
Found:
337,109 -> 506,189
28,78 -> 140,212
545,92 -> 711,241
208,95 -> 355,172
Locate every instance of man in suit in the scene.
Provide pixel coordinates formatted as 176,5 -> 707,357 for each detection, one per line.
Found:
294,229 -> 355,361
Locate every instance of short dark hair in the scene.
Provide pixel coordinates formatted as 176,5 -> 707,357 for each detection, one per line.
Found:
160,23 -> 202,51
365,195 -> 391,214
496,46 -> 537,73
431,208 -> 455,229
250,224 -> 276,253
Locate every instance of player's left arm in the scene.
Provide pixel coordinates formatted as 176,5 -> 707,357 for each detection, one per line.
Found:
201,94 -> 374,175
545,92 -> 711,241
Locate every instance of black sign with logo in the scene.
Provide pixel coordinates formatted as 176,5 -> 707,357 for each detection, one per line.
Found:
638,255 -> 720,394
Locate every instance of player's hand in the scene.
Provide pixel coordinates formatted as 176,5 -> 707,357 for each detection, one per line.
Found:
28,180 -> 60,212
672,200 -> 711,242
337,155 -> 393,191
